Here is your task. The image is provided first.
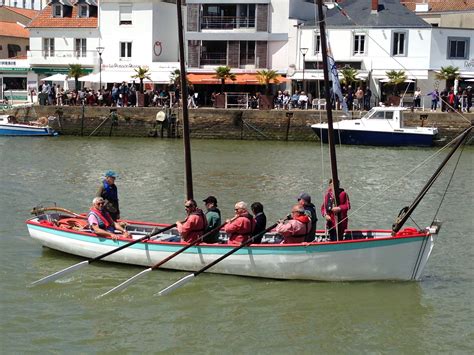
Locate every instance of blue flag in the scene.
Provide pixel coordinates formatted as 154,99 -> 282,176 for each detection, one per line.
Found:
327,44 -> 349,114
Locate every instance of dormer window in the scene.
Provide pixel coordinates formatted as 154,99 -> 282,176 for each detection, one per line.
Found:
78,4 -> 89,18
53,4 -> 63,18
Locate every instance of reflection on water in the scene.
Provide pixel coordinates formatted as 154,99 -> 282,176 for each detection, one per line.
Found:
0,137 -> 472,352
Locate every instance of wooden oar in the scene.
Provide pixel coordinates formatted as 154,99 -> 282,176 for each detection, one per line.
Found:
31,206 -> 82,218
31,223 -> 178,286
157,219 -> 283,296
98,217 -> 235,298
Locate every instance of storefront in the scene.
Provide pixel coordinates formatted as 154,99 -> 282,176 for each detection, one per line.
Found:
0,59 -> 32,103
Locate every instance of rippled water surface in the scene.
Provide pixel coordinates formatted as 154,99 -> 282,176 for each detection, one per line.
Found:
0,136 -> 473,353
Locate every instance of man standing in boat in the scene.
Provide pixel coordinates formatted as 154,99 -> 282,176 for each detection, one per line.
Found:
297,193 -> 317,242
224,201 -> 255,245
321,179 -> 351,241
88,197 -> 130,240
202,196 -> 221,243
177,199 -> 207,243
275,205 -> 311,244
96,170 -> 120,221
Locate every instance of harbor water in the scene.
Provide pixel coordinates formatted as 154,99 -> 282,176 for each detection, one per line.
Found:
0,136 -> 473,353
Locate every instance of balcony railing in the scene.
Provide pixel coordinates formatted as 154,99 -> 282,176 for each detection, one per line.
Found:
200,16 -> 255,30
28,49 -> 98,66
200,52 -> 227,66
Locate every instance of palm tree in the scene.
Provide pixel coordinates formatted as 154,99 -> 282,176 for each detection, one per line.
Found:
214,66 -> 236,94
256,69 -> 280,95
169,69 -> 182,87
435,65 -> 460,90
340,66 -> 359,87
68,64 -> 86,91
386,70 -> 407,96
131,66 -> 152,93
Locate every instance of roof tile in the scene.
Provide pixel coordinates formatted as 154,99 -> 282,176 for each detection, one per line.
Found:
0,21 -> 29,38
400,0 -> 474,12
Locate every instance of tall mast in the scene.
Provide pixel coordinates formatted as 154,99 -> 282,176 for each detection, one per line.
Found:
177,0 -> 193,200
317,2 -> 340,209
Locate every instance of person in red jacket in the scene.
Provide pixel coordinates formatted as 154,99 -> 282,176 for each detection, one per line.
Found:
275,205 -> 311,244
176,199 -> 207,243
224,201 -> 255,245
321,179 -> 351,241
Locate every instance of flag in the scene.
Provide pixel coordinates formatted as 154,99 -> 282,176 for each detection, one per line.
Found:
327,43 -> 349,114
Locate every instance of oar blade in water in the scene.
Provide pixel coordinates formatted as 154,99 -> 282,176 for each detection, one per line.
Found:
98,268 -> 153,298
157,273 -> 195,296
30,260 -> 89,286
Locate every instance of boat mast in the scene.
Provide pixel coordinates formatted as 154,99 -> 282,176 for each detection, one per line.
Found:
317,1 -> 341,217
392,124 -> 472,235
177,0 -> 193,199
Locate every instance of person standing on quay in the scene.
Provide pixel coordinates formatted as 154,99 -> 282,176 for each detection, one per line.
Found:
97,170 -> 121,221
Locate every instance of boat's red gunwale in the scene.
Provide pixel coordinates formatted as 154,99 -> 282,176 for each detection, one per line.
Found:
26,218 -> 429,247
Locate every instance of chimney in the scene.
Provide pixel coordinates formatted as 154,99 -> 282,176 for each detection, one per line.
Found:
371,0 -> 379,14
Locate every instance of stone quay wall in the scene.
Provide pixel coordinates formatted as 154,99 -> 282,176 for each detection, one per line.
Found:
11,105 -> 473,145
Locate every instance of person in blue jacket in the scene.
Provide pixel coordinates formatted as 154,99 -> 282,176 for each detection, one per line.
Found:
96,170 -> 121,221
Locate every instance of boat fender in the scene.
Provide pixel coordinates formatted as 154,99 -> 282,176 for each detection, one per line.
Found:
58,218 -> 89,230
395,227 -> 419,237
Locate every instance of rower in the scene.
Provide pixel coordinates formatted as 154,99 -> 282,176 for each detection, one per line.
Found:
88,197 -> 130,240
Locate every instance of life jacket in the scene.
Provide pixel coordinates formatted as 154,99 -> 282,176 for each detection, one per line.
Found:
243,213 -> 255,236
189,208 -> 208,233
293,215 -> 311,238
102,180 -> 118,201
88,208 -> 114,232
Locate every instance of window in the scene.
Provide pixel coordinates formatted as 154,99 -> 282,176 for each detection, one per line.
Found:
75,38 -> 87,57
43,38 -> 55,57
119,4 -> 132,25
353,34 -> 366,55
240,41 -> 255,65
237,4 -> 255,28
392,32 -> 407,56
53,4 -> 63,18
7,44 -> 21,58
371,111 -> 394,120
314,33 -> 321,55
120,42 -> 132,59
447,37 -> 469,59
78,4 -> 89,18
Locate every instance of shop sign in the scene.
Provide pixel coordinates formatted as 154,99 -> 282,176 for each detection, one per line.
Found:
464,59 -> 474,68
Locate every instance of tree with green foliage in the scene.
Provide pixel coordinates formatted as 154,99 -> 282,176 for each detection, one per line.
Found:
131,66 -> 152,93
435,65 -> 460,90
386,70 -> 407,95
256,69 -> 280,95
340,67 -> 359,87
68,64 -> 86,91
214,66 -> 236,93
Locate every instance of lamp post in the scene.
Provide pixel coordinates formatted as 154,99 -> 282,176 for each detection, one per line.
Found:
96,46 -> 105,92
300,47 -> 308,92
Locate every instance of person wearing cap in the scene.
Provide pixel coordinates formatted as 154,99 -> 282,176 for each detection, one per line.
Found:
297,192 -> 317,242
275,205 -> 311,244
321,179 -> 351,241
96,170 -> 120,221
176,199 -> 208,243
224,201 -> 255,245
251,202 -> 266,243
202,196 -> 221,243
88,197 -> 130,240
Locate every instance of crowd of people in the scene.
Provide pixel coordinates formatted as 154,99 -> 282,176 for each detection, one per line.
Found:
426,86 -> 472,113
87,171 -> 351,245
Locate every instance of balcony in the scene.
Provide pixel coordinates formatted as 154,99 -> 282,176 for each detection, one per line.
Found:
201,16 -> 255,30
28,50 -> 97,67
200,52 -> 227,66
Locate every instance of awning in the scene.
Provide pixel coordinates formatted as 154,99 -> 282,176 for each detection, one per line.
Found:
379,78 -> 415,83
79,71 -> 173,84
32,67 -> 93,75
371,69 -> 428,80
42,73 -> 72,82
460,71 -> 474,78
187,73 -> 287,85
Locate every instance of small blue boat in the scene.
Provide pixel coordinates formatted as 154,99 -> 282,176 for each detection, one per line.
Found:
0,114 -> 57,136
312,107 -> 438,147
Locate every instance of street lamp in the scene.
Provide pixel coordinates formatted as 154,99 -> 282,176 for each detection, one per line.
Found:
96,46 -> 105,92
300,47 -> 308,92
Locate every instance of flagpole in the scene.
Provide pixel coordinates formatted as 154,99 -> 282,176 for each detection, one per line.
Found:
318,0 -> 341,240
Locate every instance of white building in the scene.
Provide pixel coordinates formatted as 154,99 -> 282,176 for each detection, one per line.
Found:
296,0 -> 474,103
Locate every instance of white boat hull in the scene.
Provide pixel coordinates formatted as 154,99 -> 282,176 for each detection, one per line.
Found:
27,217 -> 435,281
